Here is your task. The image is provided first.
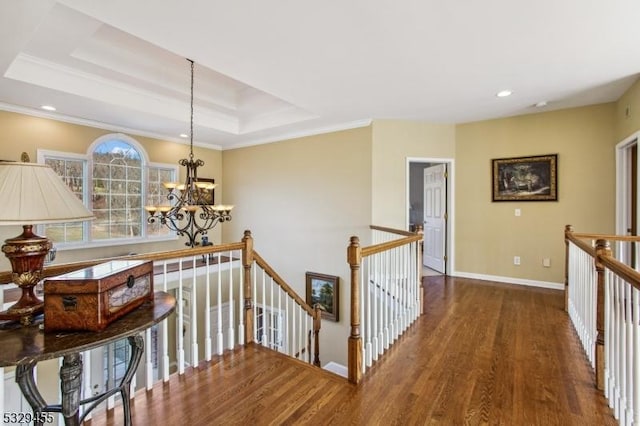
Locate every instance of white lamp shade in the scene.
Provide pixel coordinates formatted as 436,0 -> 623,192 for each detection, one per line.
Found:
0,162 -> 94,225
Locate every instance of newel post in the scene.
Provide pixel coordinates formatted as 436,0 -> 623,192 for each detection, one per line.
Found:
347,236 -> 363,384
594,238 -> 610,391
564,224 -> 573,312
242,230 -> 254,344
313,304 -> 322,367
416,224 -> 424,313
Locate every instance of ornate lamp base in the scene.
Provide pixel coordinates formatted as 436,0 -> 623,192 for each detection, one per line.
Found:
0,225 -> 50,326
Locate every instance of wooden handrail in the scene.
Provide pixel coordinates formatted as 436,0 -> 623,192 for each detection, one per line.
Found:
252,251 -> 317,318
565,230 -> 596,257
369,225 -> 416,237
571,232 -> 640,242
0,241 -> 245,285
252,250 -> 321,367
599,250 -> 640,292
362,234 -> 422,257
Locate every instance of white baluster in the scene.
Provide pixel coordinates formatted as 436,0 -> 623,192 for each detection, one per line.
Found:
217,253 -> 223,355
262,270 -> 268,346
371,253 -> 379,362
191,257 -> 199,367
633,286 -> 640,425
228,251 -> 235,350
285,289 -> 290,356
299,304 -> 303,360
624,282 -> 633,424
82,351 -> 92,420
177,259 -> 185,375
378,252 -> 384,356
277,283 -> 282,352
253,264 -> 258,343
269,275 -> 274,348
291,296 -> 296,356
238,253 -> 245,345
204,255 -> 212,362
605,269 -> 612,400
162,261 -> 170,382
365,256 -> 372,368
145,328 -> 153,390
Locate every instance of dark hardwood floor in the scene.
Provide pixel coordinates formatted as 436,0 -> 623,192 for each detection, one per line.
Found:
87,276 -> 616,425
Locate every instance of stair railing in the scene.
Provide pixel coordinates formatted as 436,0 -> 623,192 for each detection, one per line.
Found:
0,230 -> 320,422
565,225 -> 640,425
347,225 -> 423,384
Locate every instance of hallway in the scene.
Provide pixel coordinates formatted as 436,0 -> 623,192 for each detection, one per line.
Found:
89,276 -> 615,425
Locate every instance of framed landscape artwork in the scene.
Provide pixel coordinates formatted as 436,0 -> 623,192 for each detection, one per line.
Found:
305,272 -> 339,322
492,154 -> 558,202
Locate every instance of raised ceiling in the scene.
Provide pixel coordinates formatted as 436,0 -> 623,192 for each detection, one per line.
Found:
2,1 -> 640,150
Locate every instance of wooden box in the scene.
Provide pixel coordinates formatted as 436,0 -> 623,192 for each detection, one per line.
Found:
44,260 -> 154,332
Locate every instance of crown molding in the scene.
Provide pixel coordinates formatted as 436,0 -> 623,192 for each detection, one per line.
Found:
223,118 -> 373,150
0,102 -> 223,151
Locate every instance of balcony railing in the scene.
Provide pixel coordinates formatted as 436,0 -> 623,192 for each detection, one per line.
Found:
0,230 -> 320,423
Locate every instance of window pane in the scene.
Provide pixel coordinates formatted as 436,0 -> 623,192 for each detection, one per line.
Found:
93,140 -> 143,240
43,157 -> 86,243
147,165 -> 177,237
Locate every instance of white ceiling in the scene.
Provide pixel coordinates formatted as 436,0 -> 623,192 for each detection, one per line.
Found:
2,1 -> 639,150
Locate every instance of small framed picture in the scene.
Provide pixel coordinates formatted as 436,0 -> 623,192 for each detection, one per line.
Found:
191,178 -> 215,205
492,154 -> 558,202
305,272 -> 339,322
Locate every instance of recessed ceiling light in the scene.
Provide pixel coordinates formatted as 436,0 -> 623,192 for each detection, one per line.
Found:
535,101 -> 548,108
496,90 -> 512,98
179,133 -> 188,138
41,105 -> 56,111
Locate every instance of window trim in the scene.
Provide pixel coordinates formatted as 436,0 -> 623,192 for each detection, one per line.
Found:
36,135 -> 179,250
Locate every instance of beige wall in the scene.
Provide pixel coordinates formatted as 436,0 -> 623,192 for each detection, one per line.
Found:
371,120 -> 456,229
616,78 -> 640,142
222,126 -> 372,365
0,110 -> 222,270
455,104 -> 617,283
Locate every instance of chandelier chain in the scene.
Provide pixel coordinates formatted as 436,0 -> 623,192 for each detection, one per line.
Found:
188,58 -> 195,161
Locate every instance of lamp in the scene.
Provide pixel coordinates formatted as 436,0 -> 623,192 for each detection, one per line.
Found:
0,160 -> 94,325
145,59 -> 233,247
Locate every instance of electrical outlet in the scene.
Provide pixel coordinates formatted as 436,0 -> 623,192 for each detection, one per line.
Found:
514,256 -> 521,265
515,208 -> 521,217
543,258 -> 551,268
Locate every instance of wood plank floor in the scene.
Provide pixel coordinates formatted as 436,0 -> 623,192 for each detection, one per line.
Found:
87,276 -> 616,425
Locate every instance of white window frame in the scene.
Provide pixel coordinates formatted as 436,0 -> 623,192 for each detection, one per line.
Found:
36,134 -> 178,250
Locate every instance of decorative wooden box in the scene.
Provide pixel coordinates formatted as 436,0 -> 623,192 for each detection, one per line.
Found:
44,260 -> 154,332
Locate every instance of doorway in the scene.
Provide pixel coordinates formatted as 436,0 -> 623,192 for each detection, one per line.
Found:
406,157 -> 455,275
616,132 -> 640,267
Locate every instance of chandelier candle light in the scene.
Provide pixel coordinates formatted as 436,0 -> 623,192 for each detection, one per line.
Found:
145,59 -> 233,247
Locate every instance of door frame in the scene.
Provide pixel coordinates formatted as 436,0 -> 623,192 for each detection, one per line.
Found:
616,131 -> 640,238
406,157 -> 455,275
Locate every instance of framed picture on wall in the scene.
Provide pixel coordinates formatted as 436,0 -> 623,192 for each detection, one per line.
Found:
190,178 -> 215,205
492,154 -> 558,202
305,272 -> 339,322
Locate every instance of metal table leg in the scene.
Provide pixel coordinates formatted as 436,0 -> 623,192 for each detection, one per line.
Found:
118,334 -> 145,426
15,361 -> 49,426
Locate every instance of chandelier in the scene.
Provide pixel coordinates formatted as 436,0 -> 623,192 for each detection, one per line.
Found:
145,59 -> 233,247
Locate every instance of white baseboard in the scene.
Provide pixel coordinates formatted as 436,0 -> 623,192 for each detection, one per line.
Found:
323,361 -> 348,378
452,271 -> 564,291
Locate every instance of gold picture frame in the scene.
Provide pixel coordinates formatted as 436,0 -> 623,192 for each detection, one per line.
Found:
492,154 -> 558,202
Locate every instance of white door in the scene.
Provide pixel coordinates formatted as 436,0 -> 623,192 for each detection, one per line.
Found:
423,164 -> 446,273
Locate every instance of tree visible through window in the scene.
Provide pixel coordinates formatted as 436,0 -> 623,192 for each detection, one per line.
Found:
92,140 -> 143,240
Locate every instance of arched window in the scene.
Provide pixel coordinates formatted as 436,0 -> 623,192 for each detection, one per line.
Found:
38,134 -> 177,247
